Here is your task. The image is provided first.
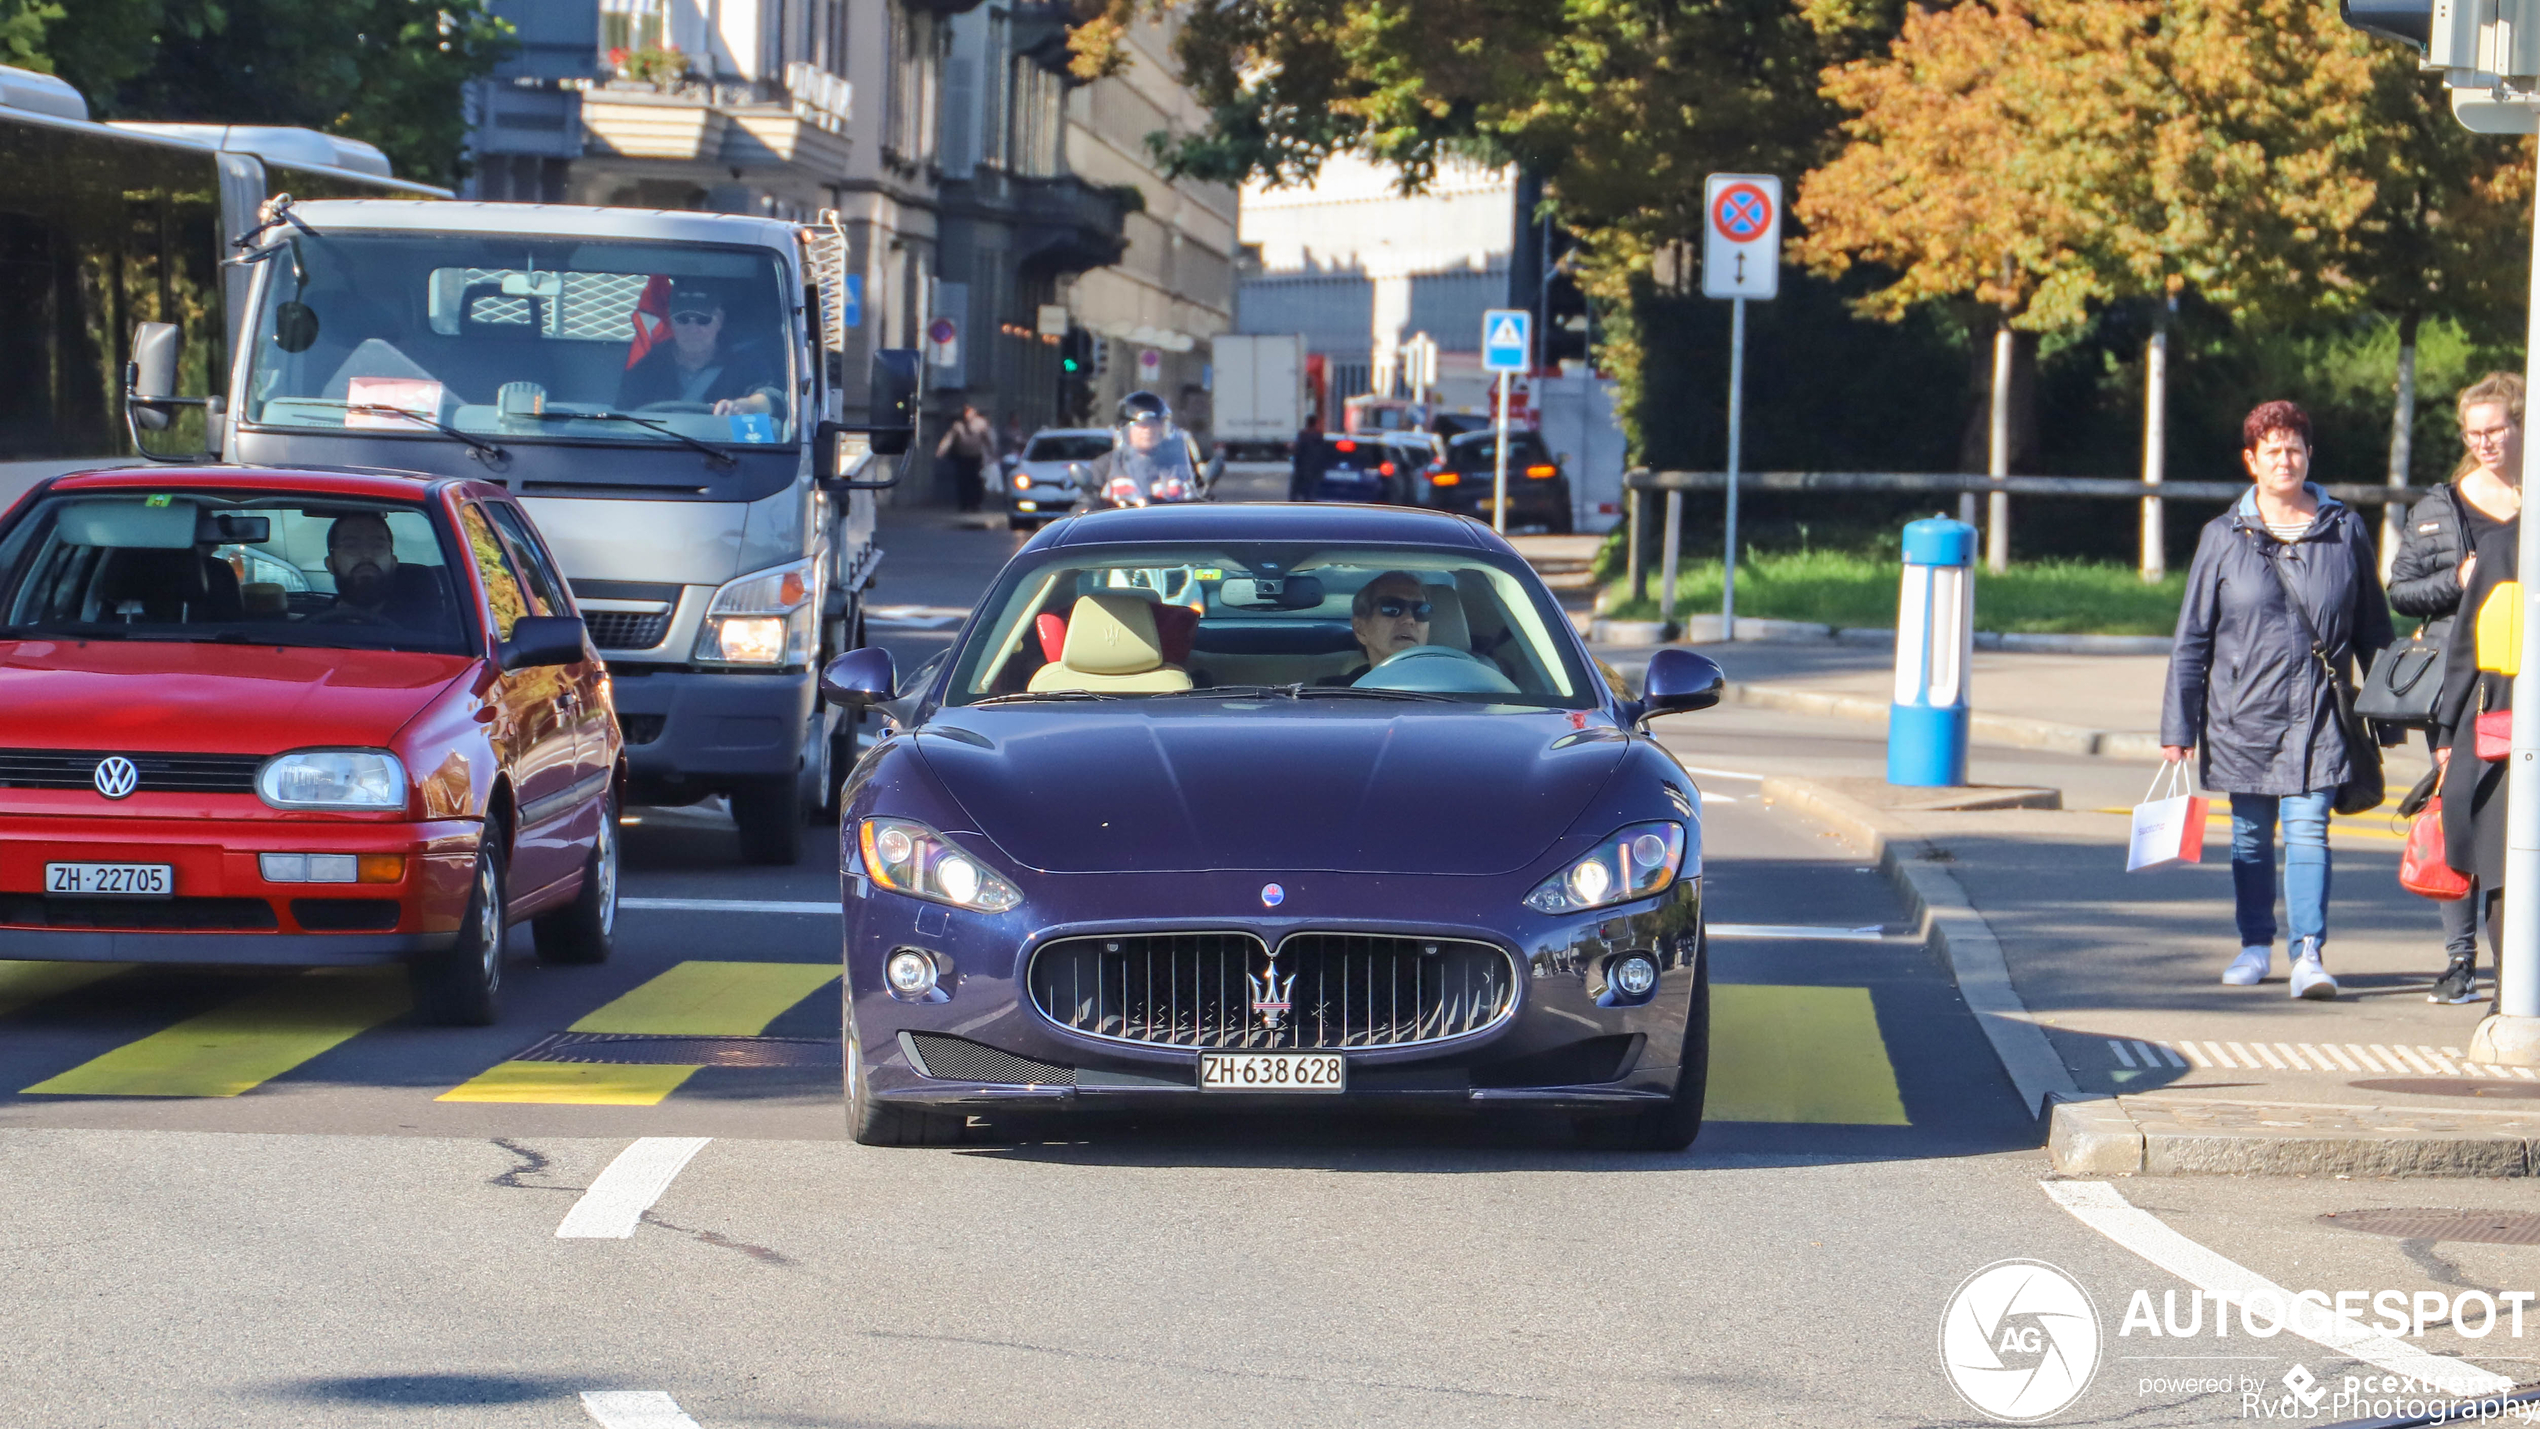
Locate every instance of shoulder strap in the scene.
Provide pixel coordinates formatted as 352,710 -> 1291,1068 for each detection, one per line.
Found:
2263,539 -> 2330,658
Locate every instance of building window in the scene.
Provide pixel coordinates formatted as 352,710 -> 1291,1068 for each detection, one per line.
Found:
600,0 -> 665,59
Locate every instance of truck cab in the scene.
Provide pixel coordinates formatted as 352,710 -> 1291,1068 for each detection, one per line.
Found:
145,200 -> 908,864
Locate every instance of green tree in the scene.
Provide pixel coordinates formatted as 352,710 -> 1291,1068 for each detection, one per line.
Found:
2,0 -> 512,186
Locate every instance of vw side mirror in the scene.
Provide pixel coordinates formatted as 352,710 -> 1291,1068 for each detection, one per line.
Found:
1638,648 -> 1725,723
501,615 -> 590,671
821,646 -> 896,706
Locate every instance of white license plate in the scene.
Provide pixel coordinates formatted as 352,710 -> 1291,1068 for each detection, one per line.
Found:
45,862 -> 173,897
1197,1051 -> 1346,1093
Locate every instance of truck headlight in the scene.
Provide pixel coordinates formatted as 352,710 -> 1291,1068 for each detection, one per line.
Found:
1523,821 -> 1684,913
695,556 -> 819,668
858,817 -> 1021,912
257,749 -> 408,812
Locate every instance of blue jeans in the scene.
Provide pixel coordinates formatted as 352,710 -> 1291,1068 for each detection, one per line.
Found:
2229,791 -> 2332,955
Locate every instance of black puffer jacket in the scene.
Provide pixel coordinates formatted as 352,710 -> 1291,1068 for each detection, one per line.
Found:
2387,484 -> 2472,641
2161,486 -> 2394,795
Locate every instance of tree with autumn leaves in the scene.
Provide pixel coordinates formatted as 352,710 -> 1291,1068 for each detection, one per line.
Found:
1796,0 -> 2528,509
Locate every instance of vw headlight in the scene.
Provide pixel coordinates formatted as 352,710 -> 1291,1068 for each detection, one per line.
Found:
257,749 -> 408,812
695,556 -> 820,667
858,817 -> 1022,912
1523,821 -> 1685,914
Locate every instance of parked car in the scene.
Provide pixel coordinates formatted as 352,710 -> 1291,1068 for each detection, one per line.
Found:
818,502 -> 1726,1150
1425,429 -> 1575,532
0,467 -> 621,1025
1005,429 -> 1114,530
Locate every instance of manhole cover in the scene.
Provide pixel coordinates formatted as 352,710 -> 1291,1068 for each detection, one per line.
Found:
2350,1077 -> 2540,1100
512,1032 -> 840,1069
2319,1208 -> 2540,1245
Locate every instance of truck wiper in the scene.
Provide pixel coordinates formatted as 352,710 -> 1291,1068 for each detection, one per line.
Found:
523,410 -> 740,469
331,403 -> 510,462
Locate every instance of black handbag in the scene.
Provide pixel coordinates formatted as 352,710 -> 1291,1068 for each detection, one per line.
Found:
2355,632 -> 2445,728
2267,541 -> 2384,817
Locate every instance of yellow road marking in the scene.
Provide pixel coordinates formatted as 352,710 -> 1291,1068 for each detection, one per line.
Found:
436,1062 -> 699,1106
0,961 -> 130,1019
23,969 -> 410,1098
1707,984 -> 1910,1125
439,960 -> 838,1106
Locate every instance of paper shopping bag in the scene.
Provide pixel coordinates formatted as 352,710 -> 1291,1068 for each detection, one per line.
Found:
2127,763 -> 2208,872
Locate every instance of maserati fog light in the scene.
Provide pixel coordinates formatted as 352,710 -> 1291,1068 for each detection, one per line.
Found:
886,949 -> 939,997
1611,953 -> 1659,999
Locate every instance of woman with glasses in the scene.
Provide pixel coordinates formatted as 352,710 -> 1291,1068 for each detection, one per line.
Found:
2430,374 -> 2527,1002
2161,400 -> 2394,999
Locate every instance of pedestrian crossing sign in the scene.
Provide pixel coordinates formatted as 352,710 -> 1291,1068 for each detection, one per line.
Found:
1482,309 -> 1531,373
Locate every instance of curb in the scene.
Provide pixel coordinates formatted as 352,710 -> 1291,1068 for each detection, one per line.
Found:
1755,774 -> 2540,1178
1590,616 -> 2171,656
1756,775 -> 2081,1120
1735,684 -> 2167,762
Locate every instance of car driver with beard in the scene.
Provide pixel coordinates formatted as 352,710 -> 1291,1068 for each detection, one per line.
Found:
313,512 -> 423,625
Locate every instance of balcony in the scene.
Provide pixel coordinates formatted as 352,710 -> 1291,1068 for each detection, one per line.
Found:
579,68 -> 851,175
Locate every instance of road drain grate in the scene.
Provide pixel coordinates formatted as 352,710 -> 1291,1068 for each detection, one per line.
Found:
512,1032 -> 841,1069
2319,1208 -> 2540,1245
2350,1077 -> 2540,1101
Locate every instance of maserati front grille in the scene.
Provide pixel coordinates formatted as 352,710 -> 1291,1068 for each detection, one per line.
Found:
1026,931 -> 1517,1051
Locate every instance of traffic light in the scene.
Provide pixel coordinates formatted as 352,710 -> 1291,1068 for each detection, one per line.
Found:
2342,0 -> 2535,78
1059,327 -> 1090,375
1092,337 -> 1110,378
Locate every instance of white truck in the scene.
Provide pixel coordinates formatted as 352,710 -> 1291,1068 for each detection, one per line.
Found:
1210,333 -> 1307,461
124,199 -> 917,865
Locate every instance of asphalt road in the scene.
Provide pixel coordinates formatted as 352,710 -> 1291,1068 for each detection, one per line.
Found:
4,506 -> 2534,1427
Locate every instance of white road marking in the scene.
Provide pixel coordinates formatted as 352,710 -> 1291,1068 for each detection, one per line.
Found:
581,1390 -> 703,1429
620,898 -> 842,915
1708,923 -> 1885,941
557,1138 -> 712,1240
2042,1180 -> 2516,1399
1677,764 -> 1765,782
2108,1040 -> 2138,1068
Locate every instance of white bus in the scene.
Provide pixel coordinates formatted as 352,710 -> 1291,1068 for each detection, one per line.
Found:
0,64 -> 447,499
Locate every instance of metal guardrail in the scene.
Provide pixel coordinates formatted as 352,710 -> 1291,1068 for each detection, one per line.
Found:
1622,469 -> 2430,507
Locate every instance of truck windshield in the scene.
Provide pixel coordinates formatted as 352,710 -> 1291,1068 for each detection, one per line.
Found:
242,234 -> 796,451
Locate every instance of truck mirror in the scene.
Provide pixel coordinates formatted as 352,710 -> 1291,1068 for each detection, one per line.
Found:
812,421 -> 876,487
868,349 -> 919,455
129,322 -> 180,432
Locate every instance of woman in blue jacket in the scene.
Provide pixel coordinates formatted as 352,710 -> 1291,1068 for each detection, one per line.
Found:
2161,401 -> 2394,999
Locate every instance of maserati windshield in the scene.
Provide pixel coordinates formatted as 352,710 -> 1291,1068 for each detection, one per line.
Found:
945,544 -> 1591,707
241,234 -> 796,451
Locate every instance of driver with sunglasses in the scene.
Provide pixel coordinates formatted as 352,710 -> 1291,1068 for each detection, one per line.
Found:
1323,570 -> 1434,685
618,278 -> 785,418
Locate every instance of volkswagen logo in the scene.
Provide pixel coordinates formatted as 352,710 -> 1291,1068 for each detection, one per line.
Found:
92,756 -> 139,800
1260,882 -> 1284,908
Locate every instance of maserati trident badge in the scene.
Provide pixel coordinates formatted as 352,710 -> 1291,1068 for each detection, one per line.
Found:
1248,953 -> 1295,1029
1260,882 -> 1284,908
92,756 -> 138,800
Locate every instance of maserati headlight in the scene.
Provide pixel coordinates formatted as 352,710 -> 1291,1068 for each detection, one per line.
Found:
1523,820 -> 1685,914
257,749 -> 408,812
695,556 -> 820,667
858,817 -> 1022,912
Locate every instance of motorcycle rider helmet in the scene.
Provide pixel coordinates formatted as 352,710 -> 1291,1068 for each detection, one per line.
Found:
1117,390 -> 1170,427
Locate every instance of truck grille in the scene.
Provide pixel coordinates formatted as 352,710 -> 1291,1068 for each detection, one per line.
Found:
1027,932 -> 1517,1050
0,749 -> 263,794
585,611 -> 670,650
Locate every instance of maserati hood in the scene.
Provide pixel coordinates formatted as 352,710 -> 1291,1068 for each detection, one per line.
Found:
912,704 -> 1627,876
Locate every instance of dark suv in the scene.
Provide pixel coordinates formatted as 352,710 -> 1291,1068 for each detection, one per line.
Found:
1417,430 -> 1574,532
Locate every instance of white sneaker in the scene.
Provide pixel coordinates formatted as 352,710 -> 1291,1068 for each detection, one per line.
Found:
2290,946 -> 2338,1001
2222,945 -> 2271,986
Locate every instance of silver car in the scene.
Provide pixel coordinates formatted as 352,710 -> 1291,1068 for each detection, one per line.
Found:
1005,428 -> 1114,530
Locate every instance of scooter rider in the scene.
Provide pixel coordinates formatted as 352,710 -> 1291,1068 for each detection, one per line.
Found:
1076,391 -> 1207,507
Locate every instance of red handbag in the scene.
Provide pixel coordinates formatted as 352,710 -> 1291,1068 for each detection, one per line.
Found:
2402,797 -> 2473,900
2479,710 -> 2514,761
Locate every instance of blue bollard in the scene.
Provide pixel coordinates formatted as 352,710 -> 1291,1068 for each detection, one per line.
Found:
1889,517 -> 1976,787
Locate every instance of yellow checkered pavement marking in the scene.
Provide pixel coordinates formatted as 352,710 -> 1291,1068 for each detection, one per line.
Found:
1708,984 -> 1909,1125
439,960 -> 837,1105
0,961 -> 130,1020
22,969 -> 410,1098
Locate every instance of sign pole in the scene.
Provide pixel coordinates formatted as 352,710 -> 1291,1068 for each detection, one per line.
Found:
1492,371 -> 1511,534
1723,296 -> 1746,640
2473,139 -> 2540,1065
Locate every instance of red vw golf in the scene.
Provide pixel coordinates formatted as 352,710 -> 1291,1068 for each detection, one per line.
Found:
0,468 -> 621,1024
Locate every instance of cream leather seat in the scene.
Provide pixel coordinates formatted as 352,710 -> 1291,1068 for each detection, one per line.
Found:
1027,592 -> 1195,693
1421,581 -> 1473,652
